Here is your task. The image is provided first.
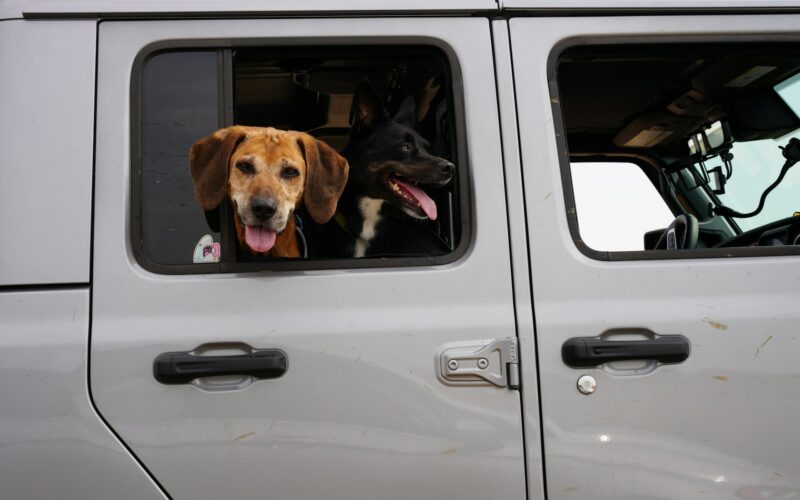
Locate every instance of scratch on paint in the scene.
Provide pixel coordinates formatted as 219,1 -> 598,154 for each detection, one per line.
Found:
440,448 -> 457,455
712,375 -> 729,382
564,486 -> 579,492
702,318 -> 728,331
544,192 -> 552,200
233,431 -> 256,443
755,335 -> 774,358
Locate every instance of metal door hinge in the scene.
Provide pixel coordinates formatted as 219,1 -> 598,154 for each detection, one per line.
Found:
438,338 -> 520,390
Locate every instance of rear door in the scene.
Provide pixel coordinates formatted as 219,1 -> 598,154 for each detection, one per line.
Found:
92,17 -> 527,499
510,14 -> 800,498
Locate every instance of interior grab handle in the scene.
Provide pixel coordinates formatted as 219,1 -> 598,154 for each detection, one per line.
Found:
562,335 -> 690,368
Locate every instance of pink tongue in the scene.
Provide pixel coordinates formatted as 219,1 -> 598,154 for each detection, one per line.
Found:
394,179 -> 438,220
244,225 -> 277,252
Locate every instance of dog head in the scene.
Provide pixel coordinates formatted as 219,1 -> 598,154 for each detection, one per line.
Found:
346,83 -> 454,221
189,126 -> 349,254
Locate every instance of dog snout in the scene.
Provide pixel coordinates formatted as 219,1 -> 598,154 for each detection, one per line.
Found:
437,160 -> 455,175
251,197 -> 278,221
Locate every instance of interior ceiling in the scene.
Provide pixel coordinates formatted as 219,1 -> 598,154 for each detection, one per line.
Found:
233,48 -> 447,131
557,44 -> 800,160
559,59 -> 693,132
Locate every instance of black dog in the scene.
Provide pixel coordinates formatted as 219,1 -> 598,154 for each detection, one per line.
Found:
306,83 -> 455,258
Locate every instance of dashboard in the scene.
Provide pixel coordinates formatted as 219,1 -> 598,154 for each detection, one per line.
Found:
715,215 -> 800,248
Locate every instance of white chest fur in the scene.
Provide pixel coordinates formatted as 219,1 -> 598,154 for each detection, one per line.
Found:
354,197 -> 385,258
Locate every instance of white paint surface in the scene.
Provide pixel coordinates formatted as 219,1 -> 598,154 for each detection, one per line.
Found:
0,20 -> 94,285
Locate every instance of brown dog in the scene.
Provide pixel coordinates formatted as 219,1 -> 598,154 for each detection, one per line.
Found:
189,126 -> 349,257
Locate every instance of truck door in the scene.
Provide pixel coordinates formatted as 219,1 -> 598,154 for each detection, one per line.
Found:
92,17 -> 528,499
509,14 -> 800,498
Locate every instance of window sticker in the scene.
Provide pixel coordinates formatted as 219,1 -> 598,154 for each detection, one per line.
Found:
193,235 -> 221,263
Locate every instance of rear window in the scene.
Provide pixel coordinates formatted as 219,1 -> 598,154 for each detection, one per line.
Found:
133,46 -> 467,273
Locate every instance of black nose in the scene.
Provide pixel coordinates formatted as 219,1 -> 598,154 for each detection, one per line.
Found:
438,160 -> 455,175
251,197 -> 277,220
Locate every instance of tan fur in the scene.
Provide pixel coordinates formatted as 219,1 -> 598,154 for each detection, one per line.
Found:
189,126 -> 349,258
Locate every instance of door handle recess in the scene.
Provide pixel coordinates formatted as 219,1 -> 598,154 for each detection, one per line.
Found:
562,335 -> 689,368
153,350 -> 287,385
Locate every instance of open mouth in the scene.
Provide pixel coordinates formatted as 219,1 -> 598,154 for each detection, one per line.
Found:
244,225 -> 277,253
235,207 -> 279,253
384,173 -> 439,220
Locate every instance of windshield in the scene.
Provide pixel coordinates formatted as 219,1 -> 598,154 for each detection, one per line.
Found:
705,74 -> 800,232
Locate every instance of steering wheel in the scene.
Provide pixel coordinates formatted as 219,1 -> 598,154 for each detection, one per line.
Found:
654,214 -> 699,250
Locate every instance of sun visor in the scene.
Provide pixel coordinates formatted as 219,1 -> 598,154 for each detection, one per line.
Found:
728,88 -> 800,141
691,58 -> 800,95
613,112 -> 698,149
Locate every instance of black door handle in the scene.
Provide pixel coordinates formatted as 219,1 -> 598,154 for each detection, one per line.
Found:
153,350 -> 287,385
562,335 -> 690,368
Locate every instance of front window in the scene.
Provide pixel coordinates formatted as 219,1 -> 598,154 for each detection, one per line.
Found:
555,42 -> 800,256
571,161 -> 674,251
706,75 -> 800,232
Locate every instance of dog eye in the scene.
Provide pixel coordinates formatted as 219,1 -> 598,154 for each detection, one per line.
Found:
281,167 -> 300,179
235,161 -> 255,174
400,143 -> 412,152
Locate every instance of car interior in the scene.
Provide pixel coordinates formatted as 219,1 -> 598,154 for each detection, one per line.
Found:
138,46 -> 464,269
232,46 -> 461,256
556,43 -> 800,252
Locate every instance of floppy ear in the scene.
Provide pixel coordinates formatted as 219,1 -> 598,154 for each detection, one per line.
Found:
393,95 -> 417,128
297,134 -> 350,224
350,82 -> 389,136
188,127 -> 247,210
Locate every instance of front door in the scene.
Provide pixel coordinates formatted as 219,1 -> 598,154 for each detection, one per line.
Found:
511,14 -> 800,499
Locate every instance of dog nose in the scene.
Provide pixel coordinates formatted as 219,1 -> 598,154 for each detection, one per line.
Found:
438,160 -> 455,175
251,197 -> 277,220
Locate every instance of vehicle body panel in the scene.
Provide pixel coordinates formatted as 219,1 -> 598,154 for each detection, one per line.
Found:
0,289 -> 164,499
511,14 -> 800,499
91,17 -> 527,500
0,20 -> 94,286
501,0 -> 800,10
0,0 -> 497,20
491,19 -> 546,500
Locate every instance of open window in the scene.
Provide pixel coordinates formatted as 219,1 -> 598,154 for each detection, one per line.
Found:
555,42 -> 800,258
133,45 -> 465,273
571,161 -> 674,251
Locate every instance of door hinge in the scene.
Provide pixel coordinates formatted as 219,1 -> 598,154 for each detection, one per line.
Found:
438,338 -> 520,390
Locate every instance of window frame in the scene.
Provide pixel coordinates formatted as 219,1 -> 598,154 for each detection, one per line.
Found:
130,38 -> 472,275
548,34 -> 800,261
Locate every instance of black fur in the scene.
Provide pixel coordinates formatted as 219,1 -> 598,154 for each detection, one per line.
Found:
306,83 -> 455,258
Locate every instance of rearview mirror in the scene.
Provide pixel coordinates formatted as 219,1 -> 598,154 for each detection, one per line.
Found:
687,120 -> 732,157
